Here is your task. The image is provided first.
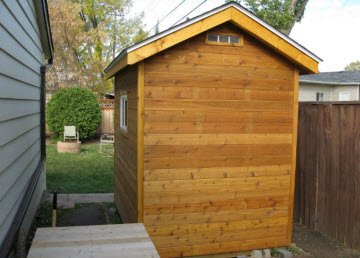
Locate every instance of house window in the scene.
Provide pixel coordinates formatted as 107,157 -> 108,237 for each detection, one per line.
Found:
339,92 -> 350,101
316,92 -> 324,101
120,94 -> 127,131
206,33 -> 241,45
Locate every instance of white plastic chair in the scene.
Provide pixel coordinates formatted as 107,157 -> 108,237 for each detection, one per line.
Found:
63,126 -> 79,142
99,133 -> 114,157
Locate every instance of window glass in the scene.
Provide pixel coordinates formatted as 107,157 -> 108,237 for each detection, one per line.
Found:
316,92 -> 324,101
229,35 -> 240,44
120,94 -> 127,131
207,34 -> 218,42
207,34 -> 241,45
339,92 -> 350,101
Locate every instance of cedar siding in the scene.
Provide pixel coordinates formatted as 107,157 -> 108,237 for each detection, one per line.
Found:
114,65 -> 139,222
108,3 -> 318,256
142,23 -> 297,257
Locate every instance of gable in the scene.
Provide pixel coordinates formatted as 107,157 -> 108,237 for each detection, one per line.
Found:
105,3 -> 320,78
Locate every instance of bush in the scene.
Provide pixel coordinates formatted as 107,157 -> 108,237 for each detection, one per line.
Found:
47,87 -> 101,140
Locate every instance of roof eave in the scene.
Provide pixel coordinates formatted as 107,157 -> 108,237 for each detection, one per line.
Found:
300,80 -> 360,86
34,0 -> 53,62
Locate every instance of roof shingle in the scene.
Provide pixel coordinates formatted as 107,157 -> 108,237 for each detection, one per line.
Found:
300,71 -> 360,84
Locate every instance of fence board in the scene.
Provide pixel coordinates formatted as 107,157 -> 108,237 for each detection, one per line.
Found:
295,102 -> 360,250
98,99 -> 114,134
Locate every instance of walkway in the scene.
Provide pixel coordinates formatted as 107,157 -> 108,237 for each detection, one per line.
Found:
28,223 -> 159,258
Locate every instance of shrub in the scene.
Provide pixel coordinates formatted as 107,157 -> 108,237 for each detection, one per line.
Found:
46,87 -> 101,140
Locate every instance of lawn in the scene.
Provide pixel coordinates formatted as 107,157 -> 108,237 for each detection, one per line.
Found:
46,142 -> 114,193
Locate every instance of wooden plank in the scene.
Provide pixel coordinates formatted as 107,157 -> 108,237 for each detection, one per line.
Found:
144,165 -> 291,181
144,73 -> 294,91
143,206 -> 288,226
147,216 -> 288,236
137,61 -> 144,222
151,226 -> 287,248
156,236 -> 287,257
320,104 -> 332,235
144,99 -> 293,112
329,104 -> 340,239
145,62 -> 293,80
353,106 -> 360,249
144,134 -> 292,146
144,155 -> 291,169
143,175 -> 290,193
144,144 -> 292,158
144,86 -> 293,101
28,224 -> 160,258
145,110 -> 293,123
286,69 -> 298,243
144,195 -> 289,215
340,105 -> 355,246
147,49 -> 292,69
145,122 -> 292,134
144,188 -> 290,206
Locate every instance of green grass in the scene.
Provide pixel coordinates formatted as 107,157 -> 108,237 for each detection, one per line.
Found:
46,142 -> 114,193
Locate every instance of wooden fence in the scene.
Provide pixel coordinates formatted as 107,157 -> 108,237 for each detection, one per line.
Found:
98,99 -> 114,134
294,102 -> 360,249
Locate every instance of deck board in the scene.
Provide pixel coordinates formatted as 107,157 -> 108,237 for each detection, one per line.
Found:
28,223 -> 160,258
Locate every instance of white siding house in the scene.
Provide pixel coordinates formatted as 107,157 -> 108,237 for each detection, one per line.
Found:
299,71 -> 360,101
0,0 -> 53,256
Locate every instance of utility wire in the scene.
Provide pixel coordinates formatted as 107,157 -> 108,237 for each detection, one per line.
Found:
170,0 -> 207,27
148,0 -> 187,33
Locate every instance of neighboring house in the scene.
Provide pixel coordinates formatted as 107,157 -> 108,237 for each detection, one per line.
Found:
299,71 -> 360,101
0,0 -> 53,257
105,2 -> 320,257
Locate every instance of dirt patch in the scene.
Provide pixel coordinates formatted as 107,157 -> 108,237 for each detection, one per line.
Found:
292,224 -> 360,258
57,204 -> 107,226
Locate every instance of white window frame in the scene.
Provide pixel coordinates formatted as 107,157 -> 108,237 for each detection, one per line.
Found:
339,92 -> 350,101
120,94 -> 128,132
316,92 -> 324,101
206,33 -> 241,46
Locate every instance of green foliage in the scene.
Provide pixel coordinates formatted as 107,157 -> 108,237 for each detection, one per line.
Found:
48,0 -> 148,95
344,61 -> 360,71
226,0 -> 310,35
46,87 -> 101,140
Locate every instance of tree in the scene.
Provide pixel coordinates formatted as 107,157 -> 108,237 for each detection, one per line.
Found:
46,87 -> 102,140
226,0 -> 310,35
47,0 -> 147,95
344,61 -> 360,71
47,0 -> 89,92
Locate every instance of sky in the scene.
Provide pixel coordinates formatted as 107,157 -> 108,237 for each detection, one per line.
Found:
131,0 -> 360,72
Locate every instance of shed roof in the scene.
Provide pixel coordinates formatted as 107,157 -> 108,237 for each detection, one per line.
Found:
300,71 -> 360,85
104,1 -> 321,78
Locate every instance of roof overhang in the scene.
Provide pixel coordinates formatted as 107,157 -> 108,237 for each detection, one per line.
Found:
33,0 -> 53,62
300,80 -> 360,86
105,2 -> 321,79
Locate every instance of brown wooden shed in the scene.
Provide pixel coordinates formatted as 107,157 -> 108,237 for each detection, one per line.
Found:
105,2 -> 320,257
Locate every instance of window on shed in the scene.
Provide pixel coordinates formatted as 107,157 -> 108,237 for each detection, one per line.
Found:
339,92 -> 350,101
206,33 -> 241,45
120,94 -> 128,131
316,92 -> 324,101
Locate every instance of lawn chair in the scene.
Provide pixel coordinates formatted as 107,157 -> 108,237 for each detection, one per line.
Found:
63,126 -> 79,142
99,133 -> 114,157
